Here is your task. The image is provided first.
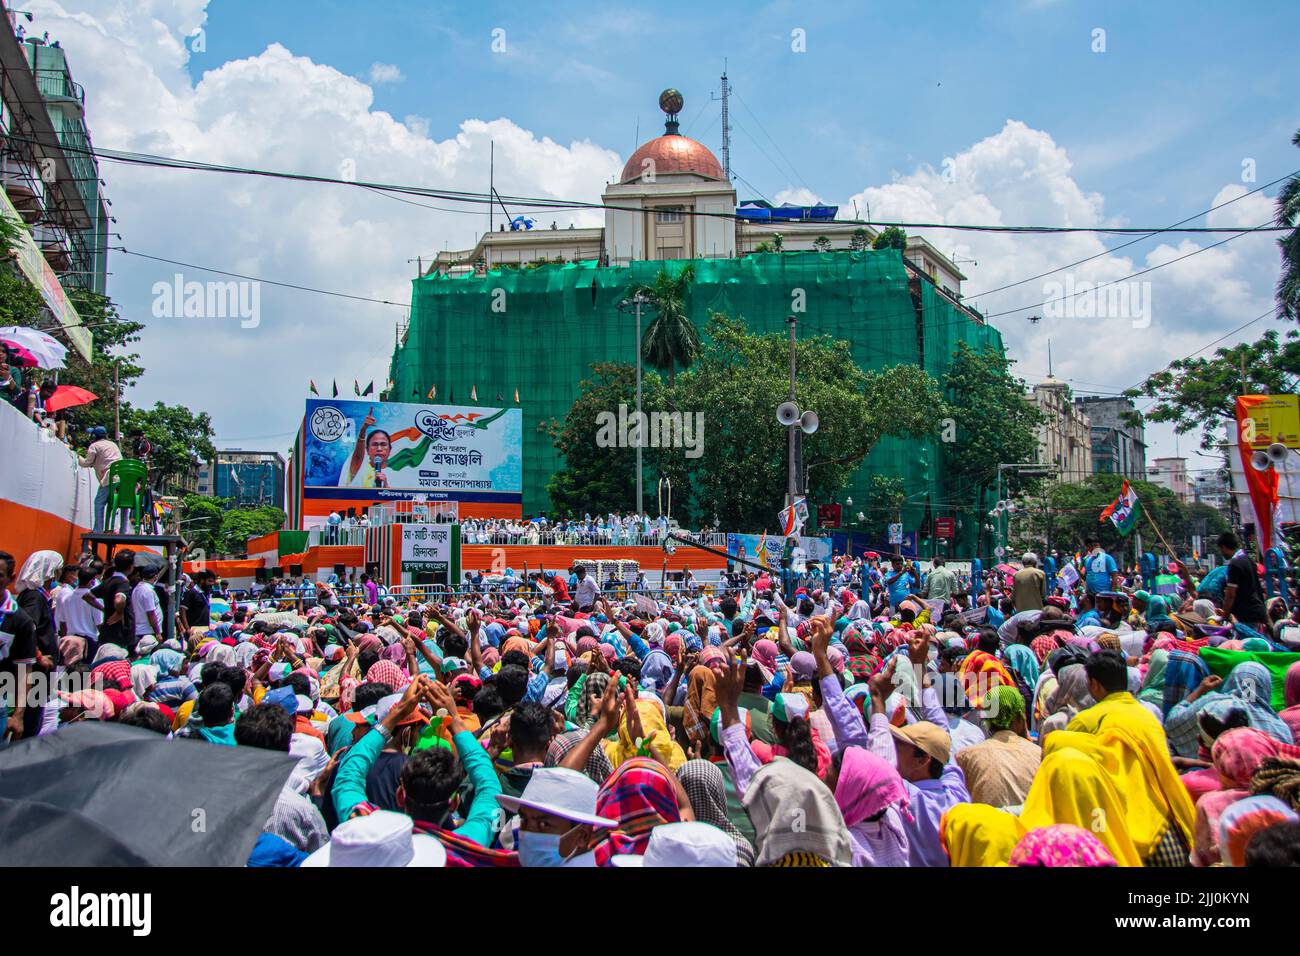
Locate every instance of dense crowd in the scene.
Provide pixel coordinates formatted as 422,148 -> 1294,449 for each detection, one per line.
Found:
459,513 -> 680,545
1,527 -> 1298,868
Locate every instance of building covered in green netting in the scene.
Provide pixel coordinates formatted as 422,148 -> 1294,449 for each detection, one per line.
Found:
385,90 -> 1006,556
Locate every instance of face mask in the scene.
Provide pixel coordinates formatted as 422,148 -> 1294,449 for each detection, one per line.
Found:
517,826 -> 578,868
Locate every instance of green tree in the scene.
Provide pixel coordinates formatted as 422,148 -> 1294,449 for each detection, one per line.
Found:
219,506 -> 286,555
61,290 -> 146,440
849,228 -> 871,251
872,226 -> 907,251
544,363 -> 678,519
180,493 -> 226,556
123,401 -> 217,494
942,342 -> 1044,554
1277,128 -> 1300,321
674,314 -> 948,530
1019,475 -> 1193,562
624,264 -> 700,386
1126,329 -> 1300,451
812,235 -> 832,252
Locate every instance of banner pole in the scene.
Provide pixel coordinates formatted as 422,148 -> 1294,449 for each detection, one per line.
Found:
1142,506 -> 1179,564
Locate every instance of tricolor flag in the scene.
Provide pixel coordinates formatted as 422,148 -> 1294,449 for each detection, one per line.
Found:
514,387 -> 519,403
361,381 -> 374,397
754,531 -> 770,569
309,380 -> 319,396
332,380 -> 339,398
353,379 -> 361,396
427,384 -> 437,400
779,496 -> 809,536
470,385 -> 478,401
1099,480 -> 1141,536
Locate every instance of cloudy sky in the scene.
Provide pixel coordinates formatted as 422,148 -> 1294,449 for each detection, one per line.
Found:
20,0 -> 1299,484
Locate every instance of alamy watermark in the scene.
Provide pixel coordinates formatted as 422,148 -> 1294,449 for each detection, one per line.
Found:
151,273 -> 261,329
1042,276 -> 1151,328
595,403 -> 704,458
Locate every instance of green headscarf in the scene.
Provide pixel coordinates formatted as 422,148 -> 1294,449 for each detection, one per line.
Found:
985,684 -> 1026,732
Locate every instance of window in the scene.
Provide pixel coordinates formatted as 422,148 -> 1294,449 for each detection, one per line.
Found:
659,246 -> 684,260
655,206 -> 684,223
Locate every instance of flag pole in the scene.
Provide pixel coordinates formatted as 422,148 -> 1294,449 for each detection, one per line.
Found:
1142,505 -> 1179,564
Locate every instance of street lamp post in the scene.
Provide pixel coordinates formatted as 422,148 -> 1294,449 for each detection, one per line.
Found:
787,315 -> 797,505
775,316 -> 818,511
618,292 -> 653,514
993,462 -> 1057,563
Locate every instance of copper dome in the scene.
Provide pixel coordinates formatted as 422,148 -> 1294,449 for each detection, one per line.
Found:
619,134 -> 726,185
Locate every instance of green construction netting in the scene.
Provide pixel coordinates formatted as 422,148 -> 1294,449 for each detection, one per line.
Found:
388,249 -> 1004,555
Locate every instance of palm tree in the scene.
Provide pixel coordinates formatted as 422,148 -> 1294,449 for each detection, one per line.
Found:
1277,129 -> 1300,321
625,264 -> 699,384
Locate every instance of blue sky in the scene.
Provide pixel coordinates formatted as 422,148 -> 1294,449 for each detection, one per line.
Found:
23,0 -> 1300,468
193,0 -> 1297,226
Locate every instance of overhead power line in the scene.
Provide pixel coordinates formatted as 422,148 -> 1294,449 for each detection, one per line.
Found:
18,133 -> 1291,236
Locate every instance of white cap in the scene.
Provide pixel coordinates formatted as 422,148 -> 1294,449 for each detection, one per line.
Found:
495,767 -> 617,828
302,810 -> 446,867
609,822 -> 738,867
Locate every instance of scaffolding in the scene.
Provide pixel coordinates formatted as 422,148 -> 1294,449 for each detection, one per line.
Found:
388,249 -> 1004,553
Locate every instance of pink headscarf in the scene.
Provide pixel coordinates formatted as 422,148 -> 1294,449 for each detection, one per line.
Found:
365,659 -> 410,690
59,689 -> 117,720
1009,825 -> 1117,867
90,659 -> 133,692
826,646 -> 845,675
699,646 -> 727,669
752,639 -> 779,671
380,643 -> 408,664
664,634 -> 682,662
1212,727 -> 1300,788
834,747 -> 910,828
481,647 -> 500,669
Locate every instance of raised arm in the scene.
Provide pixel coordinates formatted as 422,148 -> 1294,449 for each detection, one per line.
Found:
347,407 -> 376,482
558,679 -> 622,773
426,680 -> 501,846
717,651 -> 761,797
810,616 -> 867,750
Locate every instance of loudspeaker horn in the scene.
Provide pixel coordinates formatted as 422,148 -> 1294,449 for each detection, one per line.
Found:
1267,442 -> 1289,464
1251,450 -> 1272,472
800,410 -> 819,434
776,402 -> 800,426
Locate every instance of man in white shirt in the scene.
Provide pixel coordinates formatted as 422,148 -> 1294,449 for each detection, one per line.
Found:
573,565 -> 599,612
131,567 -> 163,644
58,566 -> 103,651
78,426 -> 123,532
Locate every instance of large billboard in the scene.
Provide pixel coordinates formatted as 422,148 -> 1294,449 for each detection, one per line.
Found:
303,399 -> 522,503
727,533 -> 834,573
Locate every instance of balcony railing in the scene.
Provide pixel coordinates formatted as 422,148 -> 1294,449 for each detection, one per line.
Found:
34,68 -> 84,106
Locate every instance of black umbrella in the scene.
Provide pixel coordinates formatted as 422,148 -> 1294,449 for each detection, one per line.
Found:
0,722 -> 298,866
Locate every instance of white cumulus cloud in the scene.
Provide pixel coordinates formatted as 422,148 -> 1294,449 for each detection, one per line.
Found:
367,61 -> 402,85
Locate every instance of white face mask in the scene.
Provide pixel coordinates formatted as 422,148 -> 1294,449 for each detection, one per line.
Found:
517,823 -> 581,867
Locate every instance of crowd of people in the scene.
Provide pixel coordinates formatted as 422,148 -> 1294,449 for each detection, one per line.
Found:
458,513 -> 684,546
2,525 -> 1299,868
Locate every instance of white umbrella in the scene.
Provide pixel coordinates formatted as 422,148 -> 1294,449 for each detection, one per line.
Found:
0,325 -> 67,370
